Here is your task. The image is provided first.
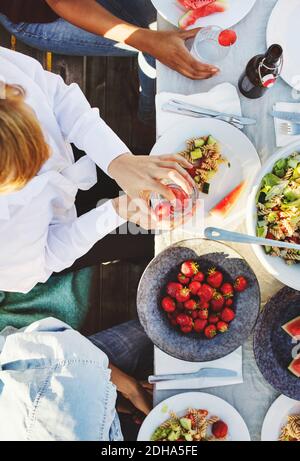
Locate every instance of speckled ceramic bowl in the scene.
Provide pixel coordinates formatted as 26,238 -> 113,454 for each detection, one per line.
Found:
137,239 -> 261,362
254,287 -> 300,400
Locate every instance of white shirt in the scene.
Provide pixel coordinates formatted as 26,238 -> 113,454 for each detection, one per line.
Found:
0,47 -> 128,293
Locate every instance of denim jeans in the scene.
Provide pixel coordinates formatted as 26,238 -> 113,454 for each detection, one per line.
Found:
0,0 -> 157,122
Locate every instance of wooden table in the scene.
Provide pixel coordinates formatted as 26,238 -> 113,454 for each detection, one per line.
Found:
154,0 -> 295,441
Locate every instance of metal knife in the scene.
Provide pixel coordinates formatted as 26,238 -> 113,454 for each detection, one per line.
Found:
271,110 -> 300,124
164,99 -> 256,126
148,368 -> 237,384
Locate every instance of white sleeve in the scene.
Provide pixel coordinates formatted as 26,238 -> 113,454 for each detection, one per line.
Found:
44,71 -> 131,176
45,200 -> 126,273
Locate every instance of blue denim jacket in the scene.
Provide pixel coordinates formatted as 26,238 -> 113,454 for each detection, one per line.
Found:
0,318 -> 123,441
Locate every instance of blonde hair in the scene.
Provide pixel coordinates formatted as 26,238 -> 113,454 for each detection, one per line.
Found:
0,84 -> 50,194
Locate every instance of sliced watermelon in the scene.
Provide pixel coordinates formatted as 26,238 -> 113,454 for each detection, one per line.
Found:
288,355 -> 300,378
282,316 -> 300,339
179,0 -> 228,29
210,181 -> 246,218
177,0 -> 216,10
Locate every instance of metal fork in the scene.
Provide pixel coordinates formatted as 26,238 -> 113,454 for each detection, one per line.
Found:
280,122 -> 300,136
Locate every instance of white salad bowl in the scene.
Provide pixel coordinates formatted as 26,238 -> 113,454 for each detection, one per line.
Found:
246,140 -> 300,291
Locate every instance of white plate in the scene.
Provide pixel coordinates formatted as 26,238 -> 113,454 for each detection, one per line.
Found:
151,0 -> 257,30
138,392 -> 250,441
151,118 -> 260,233
267,0 -> 300,90
261,395 -> 300,442
246,140 -> 300,291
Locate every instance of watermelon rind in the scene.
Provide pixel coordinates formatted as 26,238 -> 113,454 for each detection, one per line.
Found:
282,316 -> 300,339
288,355 -> 300,378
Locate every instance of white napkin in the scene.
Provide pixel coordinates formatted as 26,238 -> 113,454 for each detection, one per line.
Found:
154,83 -> 244,391
274,102 -> 300,147
154,347 -> 243,391
156,82 -> 242,138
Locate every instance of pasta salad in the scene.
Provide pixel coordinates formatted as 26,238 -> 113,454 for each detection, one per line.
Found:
256,152 -> 300,265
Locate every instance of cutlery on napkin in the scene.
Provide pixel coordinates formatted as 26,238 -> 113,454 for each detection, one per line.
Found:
149,368 -> 238,384
273,102 -> 300,147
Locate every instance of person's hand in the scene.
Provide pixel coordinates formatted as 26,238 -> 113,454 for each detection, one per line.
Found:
108,153 -> 195,202
144,28 -> 219,80
109,364 -> 153,415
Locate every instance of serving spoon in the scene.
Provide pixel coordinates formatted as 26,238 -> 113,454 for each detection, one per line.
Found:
205,227 -> 300,252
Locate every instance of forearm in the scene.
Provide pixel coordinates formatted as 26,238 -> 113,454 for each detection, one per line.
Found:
109,363 -> 137,398
45,0 -> 153,51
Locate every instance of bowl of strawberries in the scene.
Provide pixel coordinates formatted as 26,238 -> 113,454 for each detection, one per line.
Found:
137,239 -> 260,362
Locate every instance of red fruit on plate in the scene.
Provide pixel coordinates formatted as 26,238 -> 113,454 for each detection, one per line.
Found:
234,276 -> 248,292
208,314 -> 220,325
198,284 -> 215,302
176,287 -> 191,303
184,299 -> 197,311
212,420 -> 229,439
207,267 -> 223,289
210,181 -> 245,218
210,293 -> 225,312
181,324 -> 193,334
155,201 -> 173,220
166,282 -> 182,298
194,319 -> 208,333
199,300 -> 210,310
189,280 -> 202,295
221,308 -> 235,323
193,272 -> 205,283
217,321 -> 229,333
161,297 -> 176,313
204,324 -> 217,339
225,298 -> 234,307
218,29 -> 237,47
178,1 -> 228,29
198,309 -> 209,320
220,282 -> 234,298
181,260 -> 199,278
177,273 -> 190,285
288,355 -> 300,378
282,316 -> 300,339
176,313 -> 192,327
191,311 -> 199,320
187,166 -> 198,179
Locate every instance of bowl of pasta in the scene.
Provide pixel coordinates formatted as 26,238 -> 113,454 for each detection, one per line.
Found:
246,140 -> 300,290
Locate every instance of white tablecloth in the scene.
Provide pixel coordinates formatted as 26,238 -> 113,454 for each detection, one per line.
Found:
154,0 -> 294,441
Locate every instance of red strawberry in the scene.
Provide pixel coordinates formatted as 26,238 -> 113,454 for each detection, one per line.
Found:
189,280 -> 202,295
210,293 -> 225,312
204,324 -> 217,339
184,299 -> 197,311
191,311 -> 199,320
208,314 -> 220,325
180,260 -> 199,278
181,324 -> 193,334
217,321 -> 229,333
166,282 -> 182,298
199,300 -> 210,310
207,267 -> 223,289
161,297 -> 176,313
194,319 -> 208,333
197,284 -> 215,303
155,202 -> 173,220
234,276 -> 248,292
177,273 -> 190,285
193,272 -> 205,283
225,298 -> 234,307
220,283 -> 234,298
198,309 -> 209,320
176,314 -> 191,327
212,420 -> 228,439
221,308 -> 235,323
218,29 -> 237,47
176,287 -> 191,303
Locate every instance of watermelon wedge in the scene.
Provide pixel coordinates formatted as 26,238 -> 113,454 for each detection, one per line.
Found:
288,355 -> 300,378
177,0 -> 216,10
179,0 -> 228,30
282,316 -> 300,339
210,181 -> 246,218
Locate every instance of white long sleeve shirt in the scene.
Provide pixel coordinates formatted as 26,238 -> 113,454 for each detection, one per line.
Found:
0,47 -> 128,293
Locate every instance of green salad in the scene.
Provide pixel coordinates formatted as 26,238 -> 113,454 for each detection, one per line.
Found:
256,152 -> 300,264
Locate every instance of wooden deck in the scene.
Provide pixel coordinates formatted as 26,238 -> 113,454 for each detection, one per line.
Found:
0,27 -> 155,336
